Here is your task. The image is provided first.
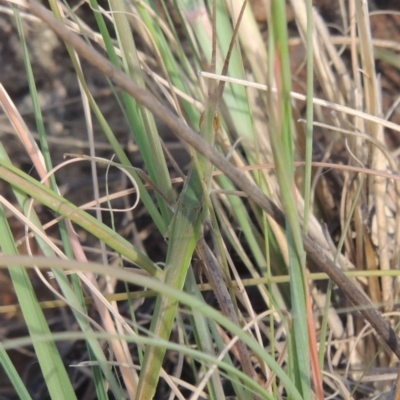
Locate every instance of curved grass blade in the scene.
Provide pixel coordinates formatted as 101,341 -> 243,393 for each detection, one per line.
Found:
0,255 -> 304,400
0,209 -> 78,400
0,160 -> 162,279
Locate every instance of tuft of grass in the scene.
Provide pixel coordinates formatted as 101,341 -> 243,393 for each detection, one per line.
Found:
1,0 -> 400,399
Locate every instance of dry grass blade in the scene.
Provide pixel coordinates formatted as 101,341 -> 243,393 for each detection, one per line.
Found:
196,237 -> 257,381
0,61 -> 139,397
355,0 -> 392,313
23,0 -> 400,366
5,0 -> 400,398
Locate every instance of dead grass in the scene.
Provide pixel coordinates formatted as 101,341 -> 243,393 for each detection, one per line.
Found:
1,1 -> 400,399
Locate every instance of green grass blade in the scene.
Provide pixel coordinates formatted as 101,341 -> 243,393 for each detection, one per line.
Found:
287,226 -> 310,397
0,145 -> 125,399
50,0 -> 167,234
180,0 -> 255,143
0,256 -> 304,400
135,71 -> 219,396
135,167 -> 205,400
0,342 -> 33,400
0,209 -> 78,400
109,0 -> 174,222
268,1 -> 311,397
184,268 -> 226,400
135,1 -> 202,126
0,159 -> 162,279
